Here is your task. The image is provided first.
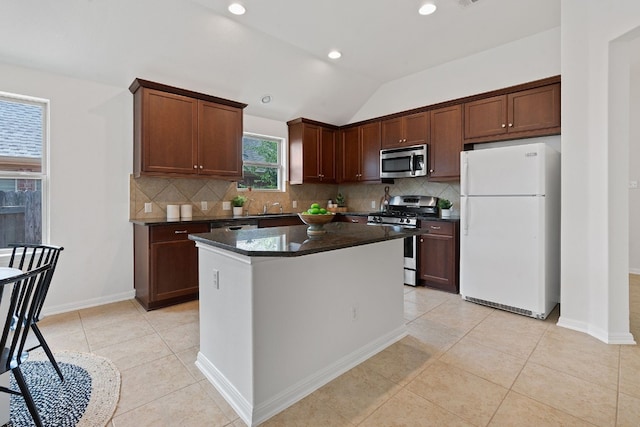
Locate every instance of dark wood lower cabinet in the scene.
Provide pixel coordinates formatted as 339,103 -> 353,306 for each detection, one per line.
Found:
134,222 -> 209,310
418,220 -> 459,293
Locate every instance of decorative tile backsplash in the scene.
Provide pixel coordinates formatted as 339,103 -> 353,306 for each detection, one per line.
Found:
129,175 -> 460,219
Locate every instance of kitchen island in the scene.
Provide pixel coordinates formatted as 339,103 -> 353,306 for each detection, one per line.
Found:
189,222 -> 418,426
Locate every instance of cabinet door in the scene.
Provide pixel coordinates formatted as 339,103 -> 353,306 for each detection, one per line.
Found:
419,233 -> 456,292
508,84 -> 560,133
464,95 -> 508,140
320,127 -> 336,183
430,105 -> 462,180
150,239 -> 200,301
198,101 -> 243,178
142,89 -> 198,174
359,122 -> 381,182
403,112 -> 429,146
381,117 -> 403,149
340,127 -> 361,182
302,124 -> 321,182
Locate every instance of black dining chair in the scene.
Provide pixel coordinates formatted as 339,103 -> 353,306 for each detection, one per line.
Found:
8,243 -> 64,381
0,262 -> 54,427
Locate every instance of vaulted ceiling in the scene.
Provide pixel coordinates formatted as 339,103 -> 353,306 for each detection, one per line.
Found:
0,0 -> 560,124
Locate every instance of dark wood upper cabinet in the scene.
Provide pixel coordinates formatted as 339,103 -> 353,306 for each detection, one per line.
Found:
130,78 -> 246,179
198,101 -> 243,177
339,122 -> 381,183
139,89 -> 198,175
288,119 -> 337,184
464,83 -> 560,142
381,111 -> 429,149
429,105 -> 463,180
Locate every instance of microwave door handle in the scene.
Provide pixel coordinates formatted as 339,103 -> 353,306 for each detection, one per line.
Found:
410,153 -> 415,176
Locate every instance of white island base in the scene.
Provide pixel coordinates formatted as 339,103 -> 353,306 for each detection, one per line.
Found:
194,238 -> 406,426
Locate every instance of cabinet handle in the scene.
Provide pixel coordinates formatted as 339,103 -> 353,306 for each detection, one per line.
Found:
199,165 -> 203,169
429,169 -> 434,173
501,124 -> 506,128
398,139 -> 402,143
430,226 -> 441,230
508,123 -> 513,127
193,165 -> 197,169
420,238 -> 424,243
174,230 -> 189,234
351,219 -> 358,223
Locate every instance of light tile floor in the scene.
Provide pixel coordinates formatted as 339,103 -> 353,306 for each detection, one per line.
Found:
33,274 -> 640,426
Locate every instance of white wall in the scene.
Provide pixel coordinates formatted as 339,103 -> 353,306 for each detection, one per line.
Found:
349,27 -> 560,123
558,0 -> 640,344
0,62 -> 134,314
630,66 -> 640,274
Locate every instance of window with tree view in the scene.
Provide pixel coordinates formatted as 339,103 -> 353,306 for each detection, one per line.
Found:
237,134 -> 283,191
0,94 -> 47,248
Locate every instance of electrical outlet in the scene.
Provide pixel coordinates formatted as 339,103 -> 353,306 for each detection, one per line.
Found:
351,306 -> 358,321
222,201 -> 231,210
292,200 -> 298,209
212,269 -> 219,289
144,203 -> 152,213
630,180 -> 639,189
201,201 -> 208,211
371,200 -> 376,209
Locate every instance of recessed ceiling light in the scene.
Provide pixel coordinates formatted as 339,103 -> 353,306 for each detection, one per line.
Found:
228,3 -> 246,15
260,95 -> 272,104
328,50 -> 342,60
418,3 -> 437,15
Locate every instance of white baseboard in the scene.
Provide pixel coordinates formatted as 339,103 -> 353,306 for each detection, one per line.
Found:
629,268 -> 640,275
197,326 -> 407,427
557,315 -> 636,344
41,290 -> 136,316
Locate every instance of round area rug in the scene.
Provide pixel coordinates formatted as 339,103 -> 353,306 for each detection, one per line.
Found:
8,351 -> 120,427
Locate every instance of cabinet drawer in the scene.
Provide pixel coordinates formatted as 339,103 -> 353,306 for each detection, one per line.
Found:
340,215 -> 367,224
420,221 -> 453,236
150,223 -> 210,243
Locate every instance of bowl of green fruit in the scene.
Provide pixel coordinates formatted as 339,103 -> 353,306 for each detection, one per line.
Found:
298,203 -> 335,235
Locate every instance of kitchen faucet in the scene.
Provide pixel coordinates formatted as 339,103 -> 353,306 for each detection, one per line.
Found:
263,201 -> 282,214
244,198 -> 255,216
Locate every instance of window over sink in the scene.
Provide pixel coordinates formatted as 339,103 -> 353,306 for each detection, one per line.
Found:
237,133 -> 284,192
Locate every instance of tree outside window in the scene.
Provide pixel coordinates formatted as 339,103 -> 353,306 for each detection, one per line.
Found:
237,134 -> 283,191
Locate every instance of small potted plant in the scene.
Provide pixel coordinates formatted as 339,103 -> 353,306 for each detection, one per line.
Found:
438,198 -> 453,218
231,195 -> 247,216
333,193 -> 347,212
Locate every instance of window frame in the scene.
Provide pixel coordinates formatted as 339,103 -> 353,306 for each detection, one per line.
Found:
237,132 -> 286,193
0,91 -> 50,253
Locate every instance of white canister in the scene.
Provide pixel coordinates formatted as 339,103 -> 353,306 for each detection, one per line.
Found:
167,204 -> 180,220
180,204 -> 193,219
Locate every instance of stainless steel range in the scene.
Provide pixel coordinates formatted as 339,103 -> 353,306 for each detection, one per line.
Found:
367,195 -> 439,286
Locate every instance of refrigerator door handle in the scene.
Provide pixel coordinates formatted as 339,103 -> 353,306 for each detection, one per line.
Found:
461,153 -> 469,196
463,197 -> 469,236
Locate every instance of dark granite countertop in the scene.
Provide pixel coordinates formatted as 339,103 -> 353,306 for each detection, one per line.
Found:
188,222 -> 421,257
130,211 -> 461,227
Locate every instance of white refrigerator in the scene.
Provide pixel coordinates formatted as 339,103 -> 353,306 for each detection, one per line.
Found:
459,142 -> 560,319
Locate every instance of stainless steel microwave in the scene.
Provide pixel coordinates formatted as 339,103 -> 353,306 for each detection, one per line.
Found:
380,144 -> 428,178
